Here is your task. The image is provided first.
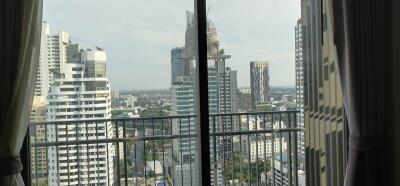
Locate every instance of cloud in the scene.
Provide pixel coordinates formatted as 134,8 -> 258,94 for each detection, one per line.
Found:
44,0 -> 300,89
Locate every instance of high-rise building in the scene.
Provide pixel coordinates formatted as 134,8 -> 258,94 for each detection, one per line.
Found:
250,61 -> 270,110
238,88 -> 252,112
170,13 -> 200,186
171,76 -> 198,186
295,19 -> 305,169
30,96 -> 48,180
126,95 -> 137,108
171,47 -> 186,82
30,96 -> 47,123
45,35 -> 114,185
219,67 -> 238,116
271,154 -> 290,186
170,12 -> 238,186
301,0 -> 347,185
35,22 -> 70,101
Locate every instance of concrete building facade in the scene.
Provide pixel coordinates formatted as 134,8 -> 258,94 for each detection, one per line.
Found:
250,61 -> 270,110
238,88 -> 252,112
35,22 -> 69,101
295,19 -> 306,169
300,0 -> 348,185
241,134 -> 287,163
170,12 -> 238,186
30,96 -> 48,180
46,44 -> 114,185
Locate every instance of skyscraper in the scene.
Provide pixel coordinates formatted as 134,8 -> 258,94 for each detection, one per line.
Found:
295,19 -> 305,169
301,0 -> 347,185
219,67 -> 238,116
170,12 -> 238,186
171,76 -> 197,186
171,47 -> 186,82
45,31 -> 114,185
35,22 -> 70,102
250,61 -> 270,110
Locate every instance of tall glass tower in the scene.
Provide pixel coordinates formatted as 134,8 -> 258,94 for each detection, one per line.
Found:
170,12 -> 238,186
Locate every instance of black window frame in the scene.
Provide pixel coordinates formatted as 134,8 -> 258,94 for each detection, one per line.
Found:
195,0 -> 212,185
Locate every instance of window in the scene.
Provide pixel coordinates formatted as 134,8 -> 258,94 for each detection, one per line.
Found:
30,0 -> 308,185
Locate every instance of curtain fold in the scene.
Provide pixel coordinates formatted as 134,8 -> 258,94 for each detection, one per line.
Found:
0,0 -> 42,185
332,0 -> 390,185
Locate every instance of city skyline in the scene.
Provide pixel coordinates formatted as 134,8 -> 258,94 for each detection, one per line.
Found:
43,0 -> 300,90
30,19 -> 301,186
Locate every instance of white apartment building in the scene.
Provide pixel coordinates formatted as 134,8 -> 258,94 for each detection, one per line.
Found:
241,134 -> 288,163
35,22 -> 69,102
239,116 -> 288,163
111,90 -> 119,100
126,95 -> 137,108
46,47 -> 114,185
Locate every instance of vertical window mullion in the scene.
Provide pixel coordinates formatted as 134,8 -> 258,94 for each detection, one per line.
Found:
195,0 -> 211,185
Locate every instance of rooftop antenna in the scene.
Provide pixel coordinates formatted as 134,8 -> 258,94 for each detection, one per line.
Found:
207,4 -> 211,15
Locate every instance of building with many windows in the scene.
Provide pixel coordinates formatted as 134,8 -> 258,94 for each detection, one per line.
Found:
241,134 -> 287,163
271,154 -> 290,186
250,61 -> 270,110
46,40 -> 114,185
3,1 -> 399,186
170,12 -> 239,186
30,96 -> 48,181
171,47 -> 186,82
301,0 -> 347,185
126,95 -> 137,108
295,19 -> 306,169
238,88 -> 252,112
171,76 -> 198,186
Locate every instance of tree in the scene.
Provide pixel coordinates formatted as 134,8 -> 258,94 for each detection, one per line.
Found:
119,159 -> 134,177
139,106 -> 169,117
249,159 -> 271,181
222,153 -> 271,184
111,110 -> 124,117
142,142 -> 158,162
147,170 -> 155,177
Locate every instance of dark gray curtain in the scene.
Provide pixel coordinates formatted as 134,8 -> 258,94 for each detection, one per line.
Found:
0,0 -> 42,185
332,0 -> 392,185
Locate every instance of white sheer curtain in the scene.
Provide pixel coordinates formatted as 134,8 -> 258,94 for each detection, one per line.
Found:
0,0 -> 42,185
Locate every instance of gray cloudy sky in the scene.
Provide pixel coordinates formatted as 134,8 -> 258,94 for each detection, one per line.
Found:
44,0 -> 300,90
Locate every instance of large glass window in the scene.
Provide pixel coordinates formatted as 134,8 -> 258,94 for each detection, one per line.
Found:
30,0 -> 308,186
31,1 -> 200,185
205,0 -> 302,185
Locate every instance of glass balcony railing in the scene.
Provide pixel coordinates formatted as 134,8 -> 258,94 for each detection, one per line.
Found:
29,111 -> 303,186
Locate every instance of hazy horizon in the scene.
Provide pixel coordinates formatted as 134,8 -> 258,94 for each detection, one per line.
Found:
44,0 -> 300,90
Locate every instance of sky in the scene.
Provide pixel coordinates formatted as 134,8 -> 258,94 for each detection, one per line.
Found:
44,0 -> 301,90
